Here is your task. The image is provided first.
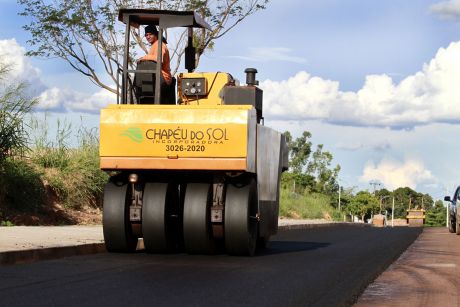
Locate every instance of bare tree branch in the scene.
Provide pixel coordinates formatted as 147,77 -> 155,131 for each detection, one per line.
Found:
18,0 -> 269,92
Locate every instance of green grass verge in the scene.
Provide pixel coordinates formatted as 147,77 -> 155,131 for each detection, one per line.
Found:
0,120 -> 108,213
0,158 -> 45,213
30,129 -> 108,209
279,188 -> 341,220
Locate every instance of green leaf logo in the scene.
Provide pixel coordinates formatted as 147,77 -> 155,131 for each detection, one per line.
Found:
120,127 -> 143,143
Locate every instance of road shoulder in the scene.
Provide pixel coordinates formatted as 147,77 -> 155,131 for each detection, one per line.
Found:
356,227 -> 460,307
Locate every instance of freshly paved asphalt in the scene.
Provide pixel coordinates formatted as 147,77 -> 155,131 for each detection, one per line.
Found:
0,225 -> 421,307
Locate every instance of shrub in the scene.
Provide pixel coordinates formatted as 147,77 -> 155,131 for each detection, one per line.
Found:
0,64 -> 37,163
30,120 -> 108,209
279,188 -> 340,220
0,158 -> 44,212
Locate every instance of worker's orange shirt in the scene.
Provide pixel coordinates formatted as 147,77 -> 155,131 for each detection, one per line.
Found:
141,41 -> 172,85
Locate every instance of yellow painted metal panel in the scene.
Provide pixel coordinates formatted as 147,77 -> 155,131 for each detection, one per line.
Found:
177,72 -> 231,105
100,105 -> 250,159
100,157 -> 247,171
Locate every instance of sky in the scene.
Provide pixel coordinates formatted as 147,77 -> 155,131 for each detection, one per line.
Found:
1,0 -> 460,200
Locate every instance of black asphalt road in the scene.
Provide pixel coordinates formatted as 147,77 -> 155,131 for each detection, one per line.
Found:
0,225 -> 421,307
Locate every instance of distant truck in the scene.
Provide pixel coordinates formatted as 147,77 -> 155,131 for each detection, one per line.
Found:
406,208 -> 425,227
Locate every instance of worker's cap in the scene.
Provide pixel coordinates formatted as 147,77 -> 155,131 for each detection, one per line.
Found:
145,25 -> 158,36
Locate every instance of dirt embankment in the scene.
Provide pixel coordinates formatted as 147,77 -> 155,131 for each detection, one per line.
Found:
1,185 -> 102,226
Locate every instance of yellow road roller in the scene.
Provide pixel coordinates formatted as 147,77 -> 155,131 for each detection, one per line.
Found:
100,9 -> 288,256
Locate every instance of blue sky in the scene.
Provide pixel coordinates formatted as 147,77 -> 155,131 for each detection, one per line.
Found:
2,0 -> 460,200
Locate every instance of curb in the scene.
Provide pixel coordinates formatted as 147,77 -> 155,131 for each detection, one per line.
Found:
0,222 -> 371,266
278,222 -> 372,231
0,243 -> 106,266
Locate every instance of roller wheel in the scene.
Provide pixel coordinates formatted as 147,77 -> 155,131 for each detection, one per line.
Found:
183,183 -> 215,254
103,181 -> 138,252
257,236 -> 269,250
142,183 -> 182,253
225,179 -> 258,256
448,216 -> 455,233
456,215 -> 460,235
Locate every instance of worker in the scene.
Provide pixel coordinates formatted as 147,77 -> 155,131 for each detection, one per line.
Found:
138,25 -> 173,92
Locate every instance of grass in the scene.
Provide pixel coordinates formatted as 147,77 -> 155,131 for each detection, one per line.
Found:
0,220 -> 14,226
29,119 -> 108,209
279,188 -> 341,220
0,158 -> 45,213
1,114 -> 338,222
0,117 -> 108,215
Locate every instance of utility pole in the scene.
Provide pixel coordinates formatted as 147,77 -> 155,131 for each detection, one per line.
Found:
338,185 -> 341,211
392,196 -> 395,227
369,180 -> 381,195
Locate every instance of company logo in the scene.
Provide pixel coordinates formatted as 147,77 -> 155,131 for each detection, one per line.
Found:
120,127 -> 143,143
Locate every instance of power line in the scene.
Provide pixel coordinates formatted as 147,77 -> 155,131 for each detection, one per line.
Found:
369,180 -> 382,194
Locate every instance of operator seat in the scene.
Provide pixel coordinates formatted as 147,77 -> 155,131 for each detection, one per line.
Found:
134,61 -> 176,104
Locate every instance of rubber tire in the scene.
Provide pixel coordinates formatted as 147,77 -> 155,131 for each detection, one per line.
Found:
456,214 -> 460,235
224,180 -> 258,256
103,181 -> 138,252
257,235 -> 270,251
183,183 -> 215,254
142,183 -> 182,253
449,216 -> 456,233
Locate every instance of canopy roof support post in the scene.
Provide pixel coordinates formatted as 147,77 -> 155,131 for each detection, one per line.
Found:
154,27 -> 163,104
122,15 -> 131,104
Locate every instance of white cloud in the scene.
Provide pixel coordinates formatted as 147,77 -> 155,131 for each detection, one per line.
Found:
0,38 -> 47,95
260,41 -> 460,129
5,36 -> 460,127
36,87 -> 115,113
228,47 -> 307,63
431,0 -> 460,21
336,141 -> 391,152
359,158 -> 435,190
0,39 -> 114,113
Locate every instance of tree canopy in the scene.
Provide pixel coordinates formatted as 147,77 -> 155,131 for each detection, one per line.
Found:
425,200 -> 446,227
282,130 -> 340,196
18,0 -> 269,94
280,130 -> 441,223
347,191 -> 379,221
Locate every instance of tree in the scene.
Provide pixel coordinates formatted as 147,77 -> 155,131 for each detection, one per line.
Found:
307,144 -> 340,194
425,200 -> 446,227
390,187 -> 434,219
335,185 -> 354,211
392,187 -> 416,218
284,130 -> 312,173
0,64 -> 37,162
18,0 -> 269,94
282,131 -> 340,196
348,191 -> 379,222
282,131 -> 313,193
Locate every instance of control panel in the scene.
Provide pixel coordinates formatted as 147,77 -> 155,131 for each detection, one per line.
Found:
181,78 -> 207,96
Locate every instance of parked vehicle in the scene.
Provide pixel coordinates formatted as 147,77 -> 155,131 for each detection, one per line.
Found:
444,187 -> 460,234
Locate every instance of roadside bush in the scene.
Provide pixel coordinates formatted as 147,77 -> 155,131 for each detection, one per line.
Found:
279,188 -> 340,220
0,63 -> 39,212
0,64 -> 37,163
30,120 -> 108,209
425,200 -> 446,227
0,158 -> 44,212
